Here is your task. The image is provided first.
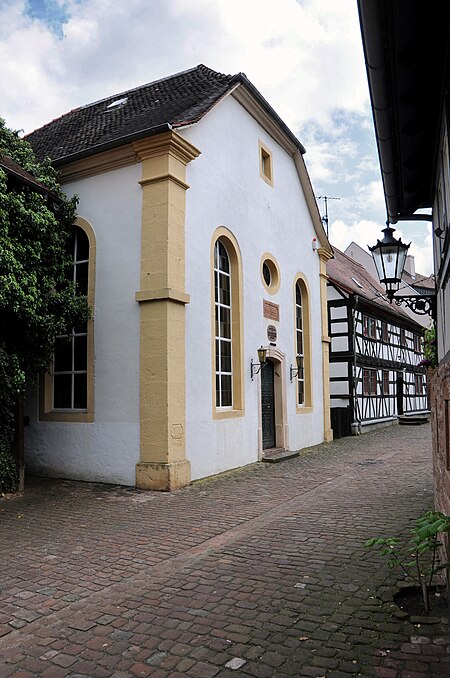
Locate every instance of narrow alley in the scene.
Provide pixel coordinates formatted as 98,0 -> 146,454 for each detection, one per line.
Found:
1,424 -> 446,677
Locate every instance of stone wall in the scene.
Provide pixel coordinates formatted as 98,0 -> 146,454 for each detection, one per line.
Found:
429,359 -> 450,587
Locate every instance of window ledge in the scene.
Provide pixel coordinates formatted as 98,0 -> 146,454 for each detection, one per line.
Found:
39,411 -> 94,423
213,409 -> 245,420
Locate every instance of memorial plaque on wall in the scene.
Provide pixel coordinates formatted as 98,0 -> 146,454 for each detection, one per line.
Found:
263,299 -> 280,322
267,325 -> 277,343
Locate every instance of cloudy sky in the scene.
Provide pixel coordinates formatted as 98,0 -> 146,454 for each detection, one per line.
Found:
0,0 -> 433,274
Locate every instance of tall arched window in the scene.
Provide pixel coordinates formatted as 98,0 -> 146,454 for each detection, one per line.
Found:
53,228 -> 89,410
211,228 -> 243,418
294,275 -> 312,410
295,282 -> 305,405
214,240 -> 232,407
40,218 -> 95,422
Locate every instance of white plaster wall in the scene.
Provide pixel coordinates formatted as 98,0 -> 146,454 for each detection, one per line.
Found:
330,381 -> 349,396
332,322 -> 348,334
180,94 -> 325,480
331,306 -> 348,320
331,399 -> 350,409
25,163 -> 142,485
330,362 -> 348,378
332,337 -> 349,352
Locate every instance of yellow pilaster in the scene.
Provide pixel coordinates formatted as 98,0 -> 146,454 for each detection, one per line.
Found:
318,248 -> 334,443
133,132 -> 200,490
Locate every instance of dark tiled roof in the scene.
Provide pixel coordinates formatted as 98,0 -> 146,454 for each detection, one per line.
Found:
0,154 -> 57,198
25,64 -> 306,165
328,248 -> 414,322
403,269 -> 435,291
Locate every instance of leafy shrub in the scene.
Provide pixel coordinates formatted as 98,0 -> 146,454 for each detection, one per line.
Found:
418,324 -> 438,368
0,447 -> 18,493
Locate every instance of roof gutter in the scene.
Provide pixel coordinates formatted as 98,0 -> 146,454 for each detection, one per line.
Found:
52,123 -> 173,167
357,0 -> 400,222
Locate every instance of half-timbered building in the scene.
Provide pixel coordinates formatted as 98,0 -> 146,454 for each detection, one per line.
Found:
327,249 -> 428,438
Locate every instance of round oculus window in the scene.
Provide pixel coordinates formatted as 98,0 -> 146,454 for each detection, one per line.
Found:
261,256 -> 280,293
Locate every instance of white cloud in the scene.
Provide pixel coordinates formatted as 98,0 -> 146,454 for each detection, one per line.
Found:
0,0 -> 368,134
330,219 -> 384,254
4,0 -> 418,272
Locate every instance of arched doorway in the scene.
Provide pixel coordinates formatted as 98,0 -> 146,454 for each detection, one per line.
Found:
258,348 -> 288,456
261,360 -> 276,449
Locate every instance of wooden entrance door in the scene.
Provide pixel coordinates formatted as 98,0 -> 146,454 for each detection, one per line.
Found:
261,361 -> 276,449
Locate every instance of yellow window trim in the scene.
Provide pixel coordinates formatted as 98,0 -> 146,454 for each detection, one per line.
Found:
40,217 -> 96,423
260,252 -> 281,295
259,140 -> 274,187
293,273 -> 313,412
211,226 -> 245,419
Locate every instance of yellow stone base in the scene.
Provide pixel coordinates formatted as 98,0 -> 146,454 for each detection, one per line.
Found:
324,428 -> 334,443
136,460 -> 191,491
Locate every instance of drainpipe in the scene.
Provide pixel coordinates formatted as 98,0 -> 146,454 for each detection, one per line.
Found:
351,295 -> 361,435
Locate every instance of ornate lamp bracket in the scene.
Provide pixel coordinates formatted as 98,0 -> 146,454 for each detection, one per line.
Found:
394,295 -> 436,320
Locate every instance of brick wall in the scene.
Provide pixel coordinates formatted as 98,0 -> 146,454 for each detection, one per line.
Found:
429,360 -> 450,515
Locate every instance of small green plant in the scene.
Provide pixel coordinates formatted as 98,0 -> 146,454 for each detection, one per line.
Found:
365,510 -> 450,611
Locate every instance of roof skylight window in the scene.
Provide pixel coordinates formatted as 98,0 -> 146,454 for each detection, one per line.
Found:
351,277 -> 364,289
107,97 -> 128,109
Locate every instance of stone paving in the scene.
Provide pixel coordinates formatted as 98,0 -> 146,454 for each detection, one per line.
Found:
1,423 -> 449,677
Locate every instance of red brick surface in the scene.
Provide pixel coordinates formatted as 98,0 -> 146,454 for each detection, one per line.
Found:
1,423 -> 449,676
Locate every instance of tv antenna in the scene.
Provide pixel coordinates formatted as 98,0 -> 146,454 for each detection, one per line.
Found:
316,195 -> 341,237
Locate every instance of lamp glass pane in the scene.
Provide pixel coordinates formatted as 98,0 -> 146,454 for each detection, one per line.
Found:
395,246 -> 408,279
379,245 -> 399,281
371,247 -> 386,282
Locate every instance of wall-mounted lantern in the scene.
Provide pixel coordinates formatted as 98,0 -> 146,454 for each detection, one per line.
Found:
250,346 -> 267,380
290,355 -> 302,382
369,223 -> 435,319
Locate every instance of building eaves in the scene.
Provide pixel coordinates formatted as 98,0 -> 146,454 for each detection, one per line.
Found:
357,0 -> 450,221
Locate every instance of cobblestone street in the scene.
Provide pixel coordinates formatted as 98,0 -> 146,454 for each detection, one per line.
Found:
1,423 -> 448,677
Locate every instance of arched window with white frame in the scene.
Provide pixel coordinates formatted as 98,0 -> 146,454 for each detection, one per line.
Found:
40,218 -> 95,422
53,227 -> 89,410
211,228 -> 244,418
295,282 -> 305,405
214,239 -> 232,408
294,275 -> 312,410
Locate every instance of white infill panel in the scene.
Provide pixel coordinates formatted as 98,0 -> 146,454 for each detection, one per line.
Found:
330,362 -> 348,378
331,306 -> 348,320
331,336 -> 349,352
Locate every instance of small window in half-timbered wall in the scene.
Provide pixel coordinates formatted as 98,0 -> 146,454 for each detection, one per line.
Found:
381,322 -> 388,342
363,315 -> 376,339
363,369 -> 377,395
415,374 -> 424,395
400,328 -> 406,346
413,334 -> 421,353
382,371 -> 390,395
